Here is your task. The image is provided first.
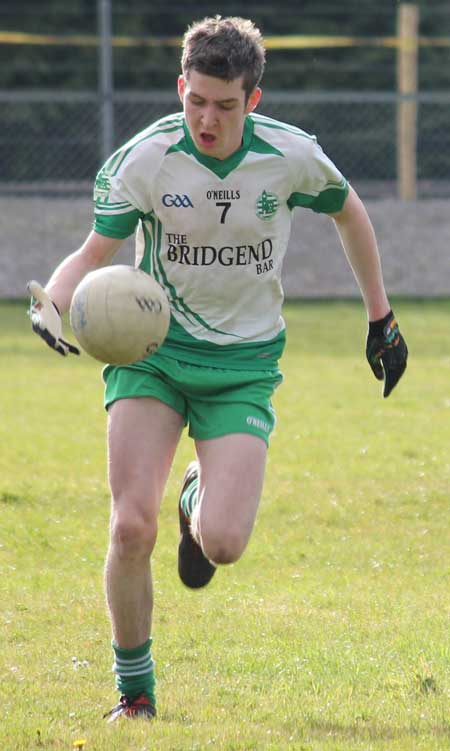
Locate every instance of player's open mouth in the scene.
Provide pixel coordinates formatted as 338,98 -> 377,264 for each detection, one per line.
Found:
199,132 -> 216,147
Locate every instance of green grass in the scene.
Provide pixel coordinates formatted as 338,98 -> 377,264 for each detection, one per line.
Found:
1,299 -> 449,751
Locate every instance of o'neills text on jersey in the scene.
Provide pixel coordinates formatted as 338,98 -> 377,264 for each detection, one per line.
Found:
205,189 -> 240,201
165,235 -> 274,275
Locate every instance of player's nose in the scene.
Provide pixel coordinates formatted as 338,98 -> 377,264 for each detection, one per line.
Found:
200,105 -> 218,129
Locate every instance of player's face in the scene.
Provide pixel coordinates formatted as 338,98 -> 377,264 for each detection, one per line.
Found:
178,71 -> 261,161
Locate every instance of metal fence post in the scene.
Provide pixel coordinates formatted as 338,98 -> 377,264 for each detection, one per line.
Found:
97,0 -> 114,165
397,3 -> 419,200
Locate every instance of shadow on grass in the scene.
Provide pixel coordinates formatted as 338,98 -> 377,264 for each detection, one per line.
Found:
0,491 -> 23,504
307,718 -> 450,742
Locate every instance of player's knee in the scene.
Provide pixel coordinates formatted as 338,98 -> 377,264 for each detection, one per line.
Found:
110,504 -> 157,559
202,526 -> 248,565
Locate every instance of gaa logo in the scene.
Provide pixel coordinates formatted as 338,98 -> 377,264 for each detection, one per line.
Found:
162,193 -> 194,208
255,190 -> 279,220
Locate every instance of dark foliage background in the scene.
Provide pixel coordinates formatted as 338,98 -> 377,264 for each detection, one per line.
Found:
1,2 -> 449,190
1,1 -> 449,91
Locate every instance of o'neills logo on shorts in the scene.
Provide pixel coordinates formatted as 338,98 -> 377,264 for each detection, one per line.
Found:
246,416 -> 270,433
165,236 -> 274,275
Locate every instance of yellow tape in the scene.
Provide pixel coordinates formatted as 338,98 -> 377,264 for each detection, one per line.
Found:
0,31 -> 180,47
264,35 -> 399,49
0,31 -> 448,49
421,36 -> 450,47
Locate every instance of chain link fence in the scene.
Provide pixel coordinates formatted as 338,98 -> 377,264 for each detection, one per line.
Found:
1,89 -> 450,198
2,87 -> 449,299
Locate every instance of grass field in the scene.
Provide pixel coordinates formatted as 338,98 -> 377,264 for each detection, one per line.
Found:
1,299 -> 449,751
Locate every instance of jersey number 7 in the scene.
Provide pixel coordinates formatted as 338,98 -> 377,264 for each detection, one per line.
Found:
216,201 -> 231,223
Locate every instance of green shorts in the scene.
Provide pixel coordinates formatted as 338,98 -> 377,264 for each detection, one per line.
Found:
103,352 -> 283,446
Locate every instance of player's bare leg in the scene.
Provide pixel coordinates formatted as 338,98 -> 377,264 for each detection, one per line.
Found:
178,433 -> 267,587
104,397 -> 183,719
195,433 -> 267,563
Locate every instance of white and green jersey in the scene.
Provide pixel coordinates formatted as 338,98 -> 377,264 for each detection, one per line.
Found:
93,112 -> 348,369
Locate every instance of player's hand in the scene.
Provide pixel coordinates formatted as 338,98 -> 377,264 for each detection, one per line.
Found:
28,280 -> 80,357
366,310 -> 407,398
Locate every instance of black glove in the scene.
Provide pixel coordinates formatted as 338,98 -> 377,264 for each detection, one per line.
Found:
366,310 -> 408,398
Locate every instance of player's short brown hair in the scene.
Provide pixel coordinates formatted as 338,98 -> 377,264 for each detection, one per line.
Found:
181,16 -> 266,100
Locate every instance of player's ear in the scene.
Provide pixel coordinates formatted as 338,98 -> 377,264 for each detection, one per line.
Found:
177,75 -> 186,103
245,87 -> 262,114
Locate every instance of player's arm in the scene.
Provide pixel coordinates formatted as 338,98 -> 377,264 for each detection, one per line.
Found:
330,186 -> 408,397
330,186 -> 389,320
29,231 -> 123,356
45,230 -> 124,313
